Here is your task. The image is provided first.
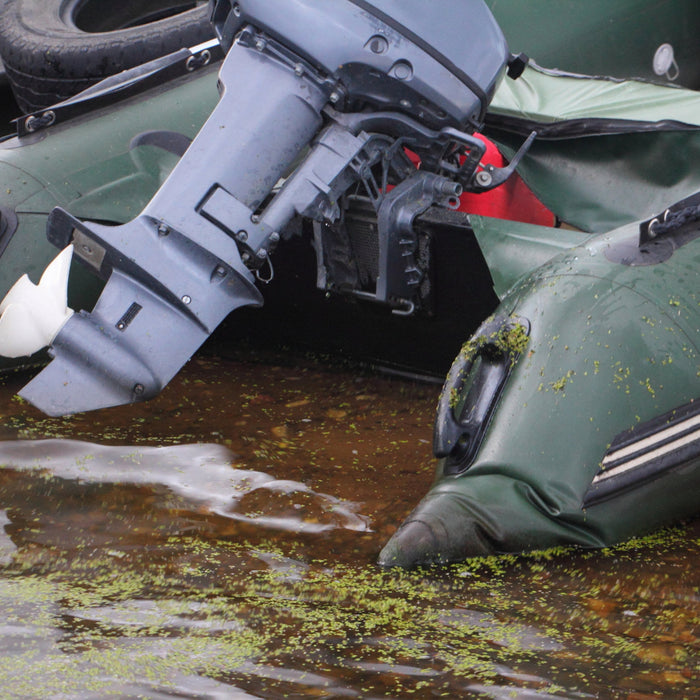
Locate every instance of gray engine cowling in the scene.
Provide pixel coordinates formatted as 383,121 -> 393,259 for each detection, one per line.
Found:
210,0 -> 509,129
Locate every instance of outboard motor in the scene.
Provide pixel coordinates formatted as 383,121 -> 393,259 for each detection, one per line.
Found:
8,0 -> 523,415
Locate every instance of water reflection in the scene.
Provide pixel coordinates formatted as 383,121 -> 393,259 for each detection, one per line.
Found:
0,354 -> 696,698
0,440 -> 369,534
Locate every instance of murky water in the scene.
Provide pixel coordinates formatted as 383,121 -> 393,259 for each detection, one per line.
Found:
0,353 -> 696,699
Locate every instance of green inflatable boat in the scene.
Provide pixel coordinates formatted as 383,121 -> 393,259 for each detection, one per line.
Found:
0,0 -> 697,566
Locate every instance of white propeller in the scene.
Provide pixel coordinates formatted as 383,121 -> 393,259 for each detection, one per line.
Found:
0,245 -> 75,358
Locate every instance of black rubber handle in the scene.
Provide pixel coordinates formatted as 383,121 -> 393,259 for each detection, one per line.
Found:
433,315 -> 530,472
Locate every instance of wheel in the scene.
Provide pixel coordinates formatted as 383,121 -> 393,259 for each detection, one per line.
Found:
0,0 -> 214,113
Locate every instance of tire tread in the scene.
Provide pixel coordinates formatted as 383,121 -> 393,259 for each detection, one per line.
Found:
0,1 -> 214,112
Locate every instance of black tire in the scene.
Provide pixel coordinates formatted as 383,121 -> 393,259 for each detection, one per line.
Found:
0,0 -> 214,113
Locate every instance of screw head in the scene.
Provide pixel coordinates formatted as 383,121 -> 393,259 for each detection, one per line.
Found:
475,170 -> 493,187
182,295 -> 192,305
393,61 -> 413,81
158,223 -> 170,237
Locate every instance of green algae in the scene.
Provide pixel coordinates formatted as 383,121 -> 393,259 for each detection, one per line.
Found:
457,317 -> 530,367
0,355 -> 697,698
0,523 -> 697,698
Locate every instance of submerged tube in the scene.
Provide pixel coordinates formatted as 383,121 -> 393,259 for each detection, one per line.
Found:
380,203 -> 700,566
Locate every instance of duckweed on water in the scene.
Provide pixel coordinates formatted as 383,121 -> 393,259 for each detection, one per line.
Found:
0,355 -> 696,697
0,523 -> 697,698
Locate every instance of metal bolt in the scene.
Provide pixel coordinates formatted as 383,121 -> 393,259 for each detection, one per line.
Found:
329,91 -> 340,104
158,223 -> 170,237
400,99 -> 411,109
255,38 -> 266,51
256,248 -> 268,259
232,3 -> 241,16
133,384 -> 145,395
214,265 -> 226,277
294,63 -> 304,77
475,170 -> 493,187
269,232 -> 280,243
242,252 -> 251,263
250,214 -> 260,224
237,230 -> 248,242
182,295 -> 192,305
393,61 -> 413,81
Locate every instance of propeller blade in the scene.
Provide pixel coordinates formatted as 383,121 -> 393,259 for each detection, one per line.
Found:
0,245 -> 75,358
